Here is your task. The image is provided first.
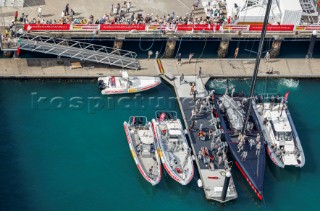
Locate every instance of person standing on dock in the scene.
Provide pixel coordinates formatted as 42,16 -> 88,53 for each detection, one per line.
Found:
190,83 -> 195,95
177,53 -> 182,66
188,53 -> 194,63
110,5 -> 114,16
147,50 -> 153,60
180,73 -> 184,85
116,3 -> 121,15
193,90 -> 197,101
190,119 -> 196,131
197,67 -> 202,78
126,2 -> 131,13
265,51 -> 270,63
155,51 -> 159,59
38,6 -> 42,18
65,4 -> 70,16
190,109 -> 196,121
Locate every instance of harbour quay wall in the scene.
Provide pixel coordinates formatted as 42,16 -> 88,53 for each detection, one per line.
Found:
0,58 -> 319,79
21,23 -> 320,39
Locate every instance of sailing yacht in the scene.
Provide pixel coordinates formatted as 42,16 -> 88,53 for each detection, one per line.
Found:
214,0 -> 274,200
252,93 -> 305,168
214,90 -> 265,200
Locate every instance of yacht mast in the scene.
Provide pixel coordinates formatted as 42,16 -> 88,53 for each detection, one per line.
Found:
241,0 -> 273,135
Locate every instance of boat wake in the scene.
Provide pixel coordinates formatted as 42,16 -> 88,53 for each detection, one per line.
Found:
279,79 -> 299,89
208,79 -> 227,89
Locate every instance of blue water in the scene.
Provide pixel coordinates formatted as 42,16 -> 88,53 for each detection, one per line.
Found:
0,78 -> 320,210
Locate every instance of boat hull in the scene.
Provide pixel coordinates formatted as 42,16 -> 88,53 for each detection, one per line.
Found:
215,95 -> 265,200
124,122 -> 162,185
252,100 -> 305,168
99,76 -> 161,95
152,119 -> 194,185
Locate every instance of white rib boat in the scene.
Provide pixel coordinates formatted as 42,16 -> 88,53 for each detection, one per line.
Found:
152,112 -> 194,185
124,116 -> 162,185
252,93 -> 305,168
98,71 -> 161,95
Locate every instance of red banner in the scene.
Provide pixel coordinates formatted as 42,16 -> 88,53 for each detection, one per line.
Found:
176,24 -> 220,31
23,24 -> 70,31
70,24 -> 100,31
100,24 -> 145,31
249,25 -> 294,31
296,25 -> 320,31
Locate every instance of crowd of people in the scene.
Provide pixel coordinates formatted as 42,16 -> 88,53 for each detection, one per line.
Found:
16,1 -> 232,27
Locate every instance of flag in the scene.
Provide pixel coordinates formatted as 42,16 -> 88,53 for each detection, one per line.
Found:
17,47 -> 21,56
282,91 -> 290,103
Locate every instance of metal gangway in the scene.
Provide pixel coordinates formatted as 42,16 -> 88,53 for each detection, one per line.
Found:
17,34 -> 140,70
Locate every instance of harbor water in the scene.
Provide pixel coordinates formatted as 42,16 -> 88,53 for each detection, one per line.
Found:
0,78 -> 319,210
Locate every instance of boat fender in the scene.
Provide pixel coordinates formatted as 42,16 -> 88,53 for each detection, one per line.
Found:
197,179 -> 203,188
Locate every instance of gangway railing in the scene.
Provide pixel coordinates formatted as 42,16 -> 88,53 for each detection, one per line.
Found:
17,34 -> 140,70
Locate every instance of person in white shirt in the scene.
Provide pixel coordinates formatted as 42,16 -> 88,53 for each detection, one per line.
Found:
38,6 -> 42,18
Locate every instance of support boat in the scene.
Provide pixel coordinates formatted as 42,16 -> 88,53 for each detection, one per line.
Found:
124,116 -> 162,185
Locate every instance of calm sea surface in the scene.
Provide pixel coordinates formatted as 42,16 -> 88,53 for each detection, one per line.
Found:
0,78 -> 319,210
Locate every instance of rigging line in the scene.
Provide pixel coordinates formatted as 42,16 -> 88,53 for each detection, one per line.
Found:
138,35 -> 155,52
175,37 -> 183,58
157,39 -> 165,56
248,40 -> 255,58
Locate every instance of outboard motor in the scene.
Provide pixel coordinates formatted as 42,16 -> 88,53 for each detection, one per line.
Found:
255,96 -> 259,103
98,80 -> 106,90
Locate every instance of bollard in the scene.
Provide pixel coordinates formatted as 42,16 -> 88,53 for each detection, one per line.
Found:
306,30 -> 317,59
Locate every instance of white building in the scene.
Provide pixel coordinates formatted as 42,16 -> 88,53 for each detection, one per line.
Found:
223,0 -> 317,25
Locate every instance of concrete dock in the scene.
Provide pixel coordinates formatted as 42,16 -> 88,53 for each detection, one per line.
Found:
166,75 -> 238,202
0,58 -> 320,78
